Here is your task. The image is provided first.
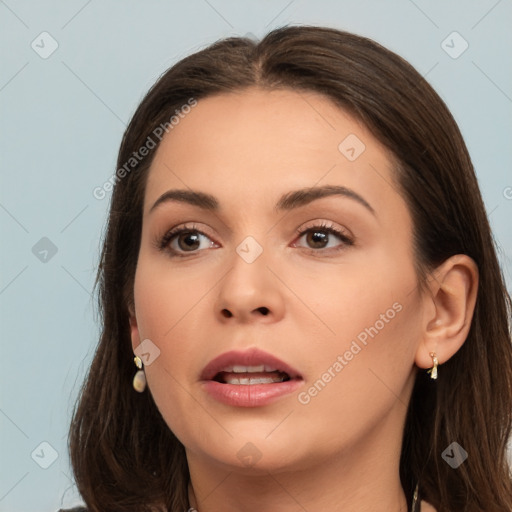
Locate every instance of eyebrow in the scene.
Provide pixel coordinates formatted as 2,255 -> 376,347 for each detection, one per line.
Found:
149,185 -> 375,216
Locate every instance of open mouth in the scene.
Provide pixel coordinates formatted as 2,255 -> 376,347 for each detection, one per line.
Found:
200,349 -> 303,407
213,365 -> 291,385
201,349 -> 302,383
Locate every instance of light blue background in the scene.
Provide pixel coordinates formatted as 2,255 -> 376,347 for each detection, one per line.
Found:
1,1 -> 511,510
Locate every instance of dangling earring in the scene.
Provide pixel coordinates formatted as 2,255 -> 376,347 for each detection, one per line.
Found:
427,352 -> 439,380
133,355 -> 147,392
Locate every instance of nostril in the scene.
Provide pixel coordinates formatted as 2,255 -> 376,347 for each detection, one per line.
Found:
221,307 -> 269,317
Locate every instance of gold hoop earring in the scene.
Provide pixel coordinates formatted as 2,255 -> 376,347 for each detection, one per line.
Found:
133,355 -> 147,392
427,352 -> 438,380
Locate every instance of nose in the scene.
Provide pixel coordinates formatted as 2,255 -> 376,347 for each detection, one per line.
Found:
215,244 -> 285,324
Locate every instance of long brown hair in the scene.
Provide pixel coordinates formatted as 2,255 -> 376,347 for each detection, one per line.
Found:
68,25 -> 512,511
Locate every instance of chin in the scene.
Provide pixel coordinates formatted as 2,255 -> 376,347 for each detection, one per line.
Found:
189,433 -> 313,475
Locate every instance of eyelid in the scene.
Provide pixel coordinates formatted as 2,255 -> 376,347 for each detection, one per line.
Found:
294,219 -> 353,241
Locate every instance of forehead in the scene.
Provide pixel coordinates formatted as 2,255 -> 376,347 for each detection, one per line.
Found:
144,87 -> 402,219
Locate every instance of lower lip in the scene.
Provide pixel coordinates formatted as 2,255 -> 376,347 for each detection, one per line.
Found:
201,379 -> 303,407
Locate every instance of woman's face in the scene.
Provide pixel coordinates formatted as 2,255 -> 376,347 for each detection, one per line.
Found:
130,87 -> 426,473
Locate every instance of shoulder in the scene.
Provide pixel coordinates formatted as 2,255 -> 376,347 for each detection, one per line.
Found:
421,500 -> 437,512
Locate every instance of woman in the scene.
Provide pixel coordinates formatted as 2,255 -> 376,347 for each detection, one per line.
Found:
63,25 -> 512,511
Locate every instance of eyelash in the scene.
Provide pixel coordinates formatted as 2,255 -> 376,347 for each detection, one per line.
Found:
156,221 -> 354,258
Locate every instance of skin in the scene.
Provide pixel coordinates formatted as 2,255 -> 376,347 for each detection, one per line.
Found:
129,87 -> 478,512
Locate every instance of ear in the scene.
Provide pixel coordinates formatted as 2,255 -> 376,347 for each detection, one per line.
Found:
128,302 -> 142,352
415,254 -> 479,371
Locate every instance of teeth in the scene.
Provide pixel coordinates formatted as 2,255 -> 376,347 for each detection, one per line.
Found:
231,365 -> 265,373
224,375 -> 286,385
222,365 -> 280,373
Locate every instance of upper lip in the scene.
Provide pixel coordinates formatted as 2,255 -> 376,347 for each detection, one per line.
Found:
200,347 -> 303,381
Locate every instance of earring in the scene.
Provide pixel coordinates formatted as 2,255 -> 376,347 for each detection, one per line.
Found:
427,352 -> 439,380
133,355 -> 147,392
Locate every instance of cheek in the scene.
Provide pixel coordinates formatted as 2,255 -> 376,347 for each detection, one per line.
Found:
132,261 -> 202,441
133,249 -> 208,341
132,256 -> 203,392
295,251 -> 421,419
303,243 -> 416,350
289,303 -> 420,460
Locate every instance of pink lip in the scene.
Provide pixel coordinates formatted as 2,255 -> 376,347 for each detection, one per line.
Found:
200,348 -> 304,407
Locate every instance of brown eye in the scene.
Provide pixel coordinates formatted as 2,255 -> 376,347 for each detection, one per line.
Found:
175,231 -> 202,252
304,230 -> 329,249
294,222 -> 354,252
157,224 -> 218,258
